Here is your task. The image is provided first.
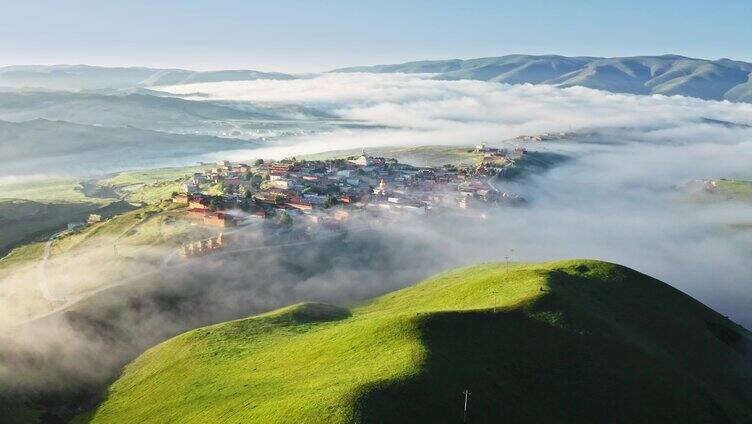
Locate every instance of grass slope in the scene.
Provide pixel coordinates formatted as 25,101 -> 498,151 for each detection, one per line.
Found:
0,165 -> 203,260
301,145 -> 484,167
0,199 -> 101,257
95,165 -> 208,204
0,400 -> 42,424
85,260 -> 752,423
713,179 -> 752,203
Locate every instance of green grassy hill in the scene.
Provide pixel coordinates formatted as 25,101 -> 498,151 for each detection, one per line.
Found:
80,260 -> 752,423
0,165 -> 207,259
301,145 -> 484,167
713,179 -> 752,203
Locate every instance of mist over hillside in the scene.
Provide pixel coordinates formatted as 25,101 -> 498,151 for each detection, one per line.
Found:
87,260 -> 752,423
158,74 -> 752,328
0,65 -> 295,91
0,91 -> 272,130
2,0 -> 752,419
0,90 -> 340,139
0,119 -> 258,176
332,54 -> 752,102
5,54 -> 752,103
0,87 -> 348,177
2,69 -> 752,422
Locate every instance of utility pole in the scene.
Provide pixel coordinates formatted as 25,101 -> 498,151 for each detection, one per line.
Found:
463,389 -> 470,423
498,249 -> 514,312
505,248 -> 515,279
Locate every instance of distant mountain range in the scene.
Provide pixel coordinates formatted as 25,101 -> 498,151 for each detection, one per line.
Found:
5,56 -> 752,103
332,54 -> 752,102
0,64 -> 295,91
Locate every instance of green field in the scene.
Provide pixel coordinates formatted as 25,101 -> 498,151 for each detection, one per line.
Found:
301,145 -> 569,179
99,166 -> 208,187
95,165 -> 208,204
713,179 -> 752,202
0,178 -> 111,256
0,199 -> 98,257
0,201 -> 161,275
685,179 -> 752,231
0,165 -> 205,260
82,260 -> 752,423
0,199 -> 193,330
302,145 -> 484,167
49,200 -> 183,256
0,178 -> 104,203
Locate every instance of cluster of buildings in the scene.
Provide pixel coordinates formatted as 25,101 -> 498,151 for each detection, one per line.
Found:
172,194 -> 237,227
67,213 -> 104,231
702,179 -> 720,190
181,233 -> 232,257
473,143 -> 528,174
179,161 -> 252,195
173,149 -> 524,233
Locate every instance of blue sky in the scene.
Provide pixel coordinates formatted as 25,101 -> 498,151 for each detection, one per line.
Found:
1,0 -> 750,71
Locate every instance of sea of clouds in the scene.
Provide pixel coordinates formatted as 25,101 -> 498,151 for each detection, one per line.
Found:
159,73 -> 752,327
160,73 -> 752,159
3,74 -> 752,413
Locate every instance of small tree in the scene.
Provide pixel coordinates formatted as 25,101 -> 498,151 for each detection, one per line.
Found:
323,195 -> 338,209
209,196 -> 223,211
254,158 -> 264,166
277,212 -> 293,228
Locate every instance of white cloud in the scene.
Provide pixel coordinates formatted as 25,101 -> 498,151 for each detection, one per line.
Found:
159,74 -> 752,326
158,74 -> 752,161
158,73 -> 752,143
3,74 -> 752,394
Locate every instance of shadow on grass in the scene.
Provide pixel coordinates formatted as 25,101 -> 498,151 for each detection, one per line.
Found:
353,305 -> 745,423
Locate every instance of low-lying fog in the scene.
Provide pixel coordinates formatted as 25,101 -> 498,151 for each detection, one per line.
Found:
2,73 -> 752,409
160,73 -> 752,326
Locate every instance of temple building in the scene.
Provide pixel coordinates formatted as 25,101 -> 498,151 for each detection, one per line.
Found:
373,178 -> 387,196
350,148 -> 372,167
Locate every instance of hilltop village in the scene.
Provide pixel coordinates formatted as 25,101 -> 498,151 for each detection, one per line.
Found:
173,147 -> 525,256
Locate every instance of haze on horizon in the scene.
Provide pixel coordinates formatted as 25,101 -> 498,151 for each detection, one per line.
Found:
3,2 -> 752,423
1,0 -> 751,72
2,73 -> 752,416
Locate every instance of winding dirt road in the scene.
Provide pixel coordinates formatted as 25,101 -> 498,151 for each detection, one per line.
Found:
25,229 -> 344,325
35,230 -> 68,303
